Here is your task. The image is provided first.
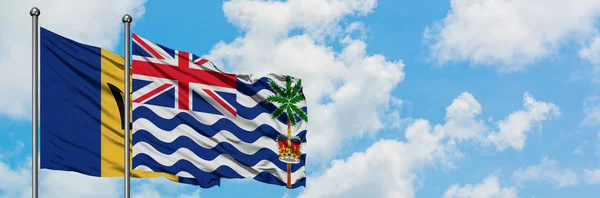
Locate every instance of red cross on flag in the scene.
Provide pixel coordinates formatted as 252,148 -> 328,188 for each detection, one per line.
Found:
131,34 -> 237,117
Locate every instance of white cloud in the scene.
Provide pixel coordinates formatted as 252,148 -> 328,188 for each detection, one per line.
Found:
443,176 -> 518,198
439,92 -> 487,142
0,156 -> 205,198
297,91 -> 558,197
132,177 -> 201,198
175,191 -> 201,198
220,0 -> 376,41
582,95 -> 600,126
40,170 -> 122,198
425,0 -> 600,72
0,0 -> 147,119
297,92 -> 483,198
0,158 -> 30,198
208,0 -> 405,162
297,121 -> 447,198
486,92 -> 560,151
0,157 -> 122,198
384,98 -> 414,130
580,35 -> 600,64
580,35 -> 600,82
512,157 -> 578,188
583,169 -> 600,184
345,22 -> 367,40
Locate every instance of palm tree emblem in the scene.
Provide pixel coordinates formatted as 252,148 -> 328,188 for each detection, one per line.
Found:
265,75 -> 308,188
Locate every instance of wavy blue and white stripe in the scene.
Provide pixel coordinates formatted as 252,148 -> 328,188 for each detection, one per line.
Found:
132,73 -> 307,188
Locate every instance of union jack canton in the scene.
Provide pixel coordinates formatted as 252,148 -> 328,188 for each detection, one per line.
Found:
131,34 -> 237,116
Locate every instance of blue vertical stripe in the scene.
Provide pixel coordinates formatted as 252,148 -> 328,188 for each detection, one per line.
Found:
40,27 -> 102,177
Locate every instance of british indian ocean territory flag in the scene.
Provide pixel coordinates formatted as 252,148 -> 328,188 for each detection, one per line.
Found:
130,34 -> 308,188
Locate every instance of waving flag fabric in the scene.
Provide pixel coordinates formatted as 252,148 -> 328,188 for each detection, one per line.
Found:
131,34 -> 308,188
39,27 -> 173,180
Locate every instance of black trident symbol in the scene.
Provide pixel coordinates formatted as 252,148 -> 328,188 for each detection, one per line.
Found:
107,82 -> 132,130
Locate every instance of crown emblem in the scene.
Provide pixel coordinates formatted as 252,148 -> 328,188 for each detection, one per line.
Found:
276,128 -> 302,164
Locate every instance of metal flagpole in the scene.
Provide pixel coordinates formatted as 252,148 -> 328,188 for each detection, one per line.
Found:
30,7 -> 40,198
122,14 -> 132,198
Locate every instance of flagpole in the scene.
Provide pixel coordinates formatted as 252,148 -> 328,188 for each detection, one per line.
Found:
287,120 -> 292,189
30,7 -> 40,198
122,14 -> 132,198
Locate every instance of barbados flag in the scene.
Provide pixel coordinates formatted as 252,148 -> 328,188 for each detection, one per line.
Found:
40,27 -> 172,180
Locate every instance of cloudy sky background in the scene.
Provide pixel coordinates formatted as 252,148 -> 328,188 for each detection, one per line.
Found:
1,0 -> 600,197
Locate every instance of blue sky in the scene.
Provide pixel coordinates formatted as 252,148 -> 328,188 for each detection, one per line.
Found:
2,0 -> 600,197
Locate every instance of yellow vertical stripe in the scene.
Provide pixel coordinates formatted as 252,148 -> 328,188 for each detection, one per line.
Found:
99,48 -> 178,182
99,48 -> 127,177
